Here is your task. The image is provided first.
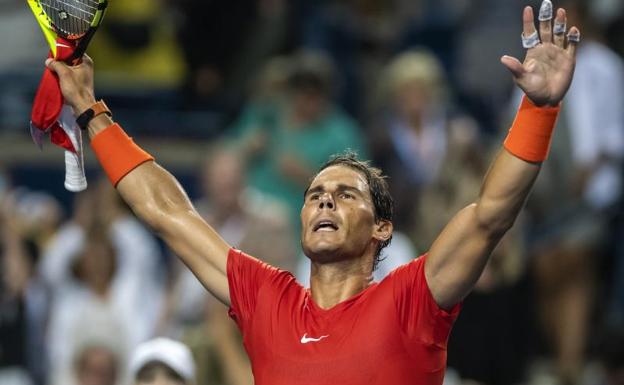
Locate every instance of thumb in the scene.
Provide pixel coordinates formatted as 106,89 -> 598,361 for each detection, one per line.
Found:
45,59 -> 70,75
500,55 -> 526,78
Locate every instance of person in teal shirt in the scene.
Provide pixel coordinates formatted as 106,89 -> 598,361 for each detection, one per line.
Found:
231,52 -> 368,229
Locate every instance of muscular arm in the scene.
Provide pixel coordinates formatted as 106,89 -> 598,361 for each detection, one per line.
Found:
426,150 -> 538,308
47,61 -> 233,305
114,160 -> 231,304
425,2 -> 579,309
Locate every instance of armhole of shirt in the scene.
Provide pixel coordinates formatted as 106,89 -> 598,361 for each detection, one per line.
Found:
226,247 -> 297,330
391,255 -> 461,343
226,248 -> 245,327
420,254 -> 462,320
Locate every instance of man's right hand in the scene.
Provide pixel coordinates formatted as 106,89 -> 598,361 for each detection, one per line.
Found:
48,55 -> 233,307
46,55 -> 96,116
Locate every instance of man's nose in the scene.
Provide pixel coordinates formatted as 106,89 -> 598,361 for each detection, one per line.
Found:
318,194 -> 334,210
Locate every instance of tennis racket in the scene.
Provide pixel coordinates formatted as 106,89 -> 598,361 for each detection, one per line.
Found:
27,0 -> 108,192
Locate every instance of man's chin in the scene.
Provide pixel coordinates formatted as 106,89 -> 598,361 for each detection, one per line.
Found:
302,242 -> 344,262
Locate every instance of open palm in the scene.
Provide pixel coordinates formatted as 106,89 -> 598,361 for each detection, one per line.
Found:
501,4 -> 579,107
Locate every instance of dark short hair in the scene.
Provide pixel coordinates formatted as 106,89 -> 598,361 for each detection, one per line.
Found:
306,152 -> 393,270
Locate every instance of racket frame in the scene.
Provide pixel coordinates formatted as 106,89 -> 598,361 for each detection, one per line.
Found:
27,0 -> 108,192
26,0 -> 108,63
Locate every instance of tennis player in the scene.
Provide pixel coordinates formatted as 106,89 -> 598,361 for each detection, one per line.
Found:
46,2 -> 579,384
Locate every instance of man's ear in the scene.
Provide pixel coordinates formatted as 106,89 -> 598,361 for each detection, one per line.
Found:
373,220 -> 393,243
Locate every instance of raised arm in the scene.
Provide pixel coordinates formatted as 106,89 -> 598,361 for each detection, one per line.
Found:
425,2 -> 580,309
46,57 -> 232,305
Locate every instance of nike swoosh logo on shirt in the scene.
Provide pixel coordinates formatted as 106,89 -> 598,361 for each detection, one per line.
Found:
300,333 -> 329,344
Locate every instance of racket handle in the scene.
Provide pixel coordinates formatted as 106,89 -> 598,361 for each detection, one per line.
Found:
64,138 -> 87,192
60,105 -> 87,192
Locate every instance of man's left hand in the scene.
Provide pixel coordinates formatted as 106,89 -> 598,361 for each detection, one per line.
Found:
501,1 -> 580,107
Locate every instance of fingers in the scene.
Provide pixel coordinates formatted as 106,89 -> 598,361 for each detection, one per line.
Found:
45,58 -> 70,76
566,26 -> 580,57
522,6 -> 537,40
82,54 -> 94,68
522,6 -> 540,49
72,53 -> 94,67
521,2 -> 575,51
538,0 -> 554,44
46,55 -> 93,74
501,55 -> 526,78
553,8 -> 566,48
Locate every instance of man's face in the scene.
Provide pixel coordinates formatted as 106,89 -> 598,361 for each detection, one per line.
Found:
203,151 -> 244,211
291,88 -> 327,123
395,80 -> 430,120
76,347 -> 118,385
301,165 -> 378,263
134,372 -> 186,385
134,364 -> 187,385
77,240 -> 116,290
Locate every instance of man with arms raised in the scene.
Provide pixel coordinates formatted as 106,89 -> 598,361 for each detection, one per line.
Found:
46,2 -> 579,384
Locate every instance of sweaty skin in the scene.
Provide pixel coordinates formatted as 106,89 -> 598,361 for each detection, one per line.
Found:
45,2 -> 579,311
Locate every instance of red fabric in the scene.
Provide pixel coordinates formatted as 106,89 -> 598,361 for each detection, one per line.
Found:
503,95 -> 561,163
227,249 -> 461,385
91,123 -> 154,187
30,37 -> 78,153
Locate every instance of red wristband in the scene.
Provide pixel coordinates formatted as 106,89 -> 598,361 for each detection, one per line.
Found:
91,123 -> 154,186
503,96 -> 560,163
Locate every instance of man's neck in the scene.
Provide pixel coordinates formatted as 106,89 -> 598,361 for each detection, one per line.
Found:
309,257 -> 374,310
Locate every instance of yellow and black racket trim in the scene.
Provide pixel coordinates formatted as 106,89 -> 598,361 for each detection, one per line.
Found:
27,0 -> 108,64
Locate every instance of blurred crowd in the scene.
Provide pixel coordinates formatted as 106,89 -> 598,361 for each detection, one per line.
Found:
2,0 -> 624,385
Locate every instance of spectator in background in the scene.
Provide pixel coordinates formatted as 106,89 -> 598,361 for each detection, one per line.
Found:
128,338 -> 195,385
446,229 -> 532,385
195,146 -> 297,270
0,184 -> 55,385
232,51 -> 367,229
88,0 -> 186,89
369,49 -> 476,232
69,316 -> 125,385
172,0 -> 291,110
594,329 -> 624,385
0,166 -> 9,199
0,193 -> 48,385
511,1 -> 624,383
12,189 -> 64,253
172,0 -> 258,105
73,345 -> 119,385
45,224 -> 127,385
296,0 -> 400,117
411,121 -> 533,383
410,108 -> 484,250
606,13 -> 624,59
557,0 -> 624,330
233,55 -> 293,129
41,180 -> 164,385
452,0 -> 526,133
161,145 -> 296,337
160,146 -> 294,385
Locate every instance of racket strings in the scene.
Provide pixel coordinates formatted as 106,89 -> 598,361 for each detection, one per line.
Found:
58,0 -> 98,14
41,0 -> 96,18
39,0 -> 100,36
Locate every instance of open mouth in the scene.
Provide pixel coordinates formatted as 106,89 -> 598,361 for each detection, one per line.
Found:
313,220 -> 339,232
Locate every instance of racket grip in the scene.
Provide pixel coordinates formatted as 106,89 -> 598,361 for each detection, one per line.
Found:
60,105 -> 87,192
64,148 -> 87,192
